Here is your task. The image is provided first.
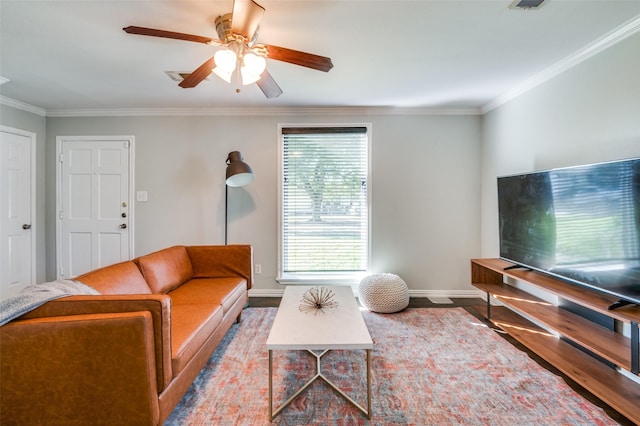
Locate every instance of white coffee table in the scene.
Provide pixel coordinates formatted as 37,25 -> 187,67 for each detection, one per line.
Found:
266,285 -> 374,420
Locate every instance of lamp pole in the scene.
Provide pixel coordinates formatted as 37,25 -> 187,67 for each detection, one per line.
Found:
225,184 -> 229,245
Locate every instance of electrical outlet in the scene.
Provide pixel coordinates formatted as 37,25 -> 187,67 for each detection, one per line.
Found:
255,264 -> 262,274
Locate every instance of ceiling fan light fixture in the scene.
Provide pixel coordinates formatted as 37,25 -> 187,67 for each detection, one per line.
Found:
125,0 -> 333,97
240,67 -> 260,85
212,67 -> 233,83
240,53 -> 266,85
243,53 -> 266,74
214,49 -> 237,72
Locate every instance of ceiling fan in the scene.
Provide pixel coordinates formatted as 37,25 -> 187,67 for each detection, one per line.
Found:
123,0 -> 333,98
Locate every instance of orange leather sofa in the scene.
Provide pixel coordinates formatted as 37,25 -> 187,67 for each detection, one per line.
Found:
0,244 -> 253,425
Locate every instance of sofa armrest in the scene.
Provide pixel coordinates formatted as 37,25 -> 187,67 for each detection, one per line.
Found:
18,294 -> 173,392
1,311 -> 160,425
186,245 -> 253,289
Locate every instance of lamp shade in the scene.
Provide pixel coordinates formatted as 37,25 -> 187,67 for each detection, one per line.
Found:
241,53 -> 266,85
212,67 -> 233,83
214,49 -> 237,72
225,151 -> 255,187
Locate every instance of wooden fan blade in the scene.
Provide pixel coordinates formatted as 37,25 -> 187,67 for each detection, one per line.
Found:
256,70 -> 283,98
230,0 -> 265,40
263,44 -> 333,72
179,57 -> 216,88
123,26 -> 218,45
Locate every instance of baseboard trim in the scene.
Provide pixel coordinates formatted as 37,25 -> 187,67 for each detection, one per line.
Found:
409,289 -> 484,298
248,288 -> 484,299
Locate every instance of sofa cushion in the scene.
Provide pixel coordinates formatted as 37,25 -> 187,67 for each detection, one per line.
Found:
170,303 -> 223,376
74,261 -> 152,295
136,246 -> 194,294
186,245 -> 253,289
168,278 -> 247,315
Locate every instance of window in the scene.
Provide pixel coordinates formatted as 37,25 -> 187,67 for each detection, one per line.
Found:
278,125 -> 370,283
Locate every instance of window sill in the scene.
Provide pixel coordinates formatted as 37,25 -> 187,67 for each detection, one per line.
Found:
276,272 -> 367,286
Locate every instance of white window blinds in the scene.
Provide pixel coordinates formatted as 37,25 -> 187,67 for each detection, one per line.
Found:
281,126 -> 369,274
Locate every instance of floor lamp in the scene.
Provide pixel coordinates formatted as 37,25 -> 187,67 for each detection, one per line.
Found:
225,151 -> 255,245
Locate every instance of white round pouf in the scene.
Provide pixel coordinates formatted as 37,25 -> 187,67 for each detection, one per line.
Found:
358,273 -> 409,313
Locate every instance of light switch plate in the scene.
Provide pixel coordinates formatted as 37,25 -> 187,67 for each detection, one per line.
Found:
136,191 -> 148,202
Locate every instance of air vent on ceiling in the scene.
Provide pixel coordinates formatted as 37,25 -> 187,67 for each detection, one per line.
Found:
509,0 -> 546,10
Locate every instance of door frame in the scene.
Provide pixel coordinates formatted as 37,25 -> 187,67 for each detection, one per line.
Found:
55,136 -> 135,279
0,125 -> 37,287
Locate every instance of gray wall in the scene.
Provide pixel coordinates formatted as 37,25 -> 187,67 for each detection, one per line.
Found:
45,113 -> 482,295
5,31 -> 638,295
480,31 -> 640,258
0,104 -> 47,283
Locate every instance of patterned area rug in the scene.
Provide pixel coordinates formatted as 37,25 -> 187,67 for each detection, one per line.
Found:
166,308 -> 620,425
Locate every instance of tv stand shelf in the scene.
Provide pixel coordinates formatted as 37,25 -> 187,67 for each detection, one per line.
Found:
471,258 -> 640,425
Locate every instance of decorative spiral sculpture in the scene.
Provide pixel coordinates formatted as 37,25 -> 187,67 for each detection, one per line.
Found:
299,286 -> 339,314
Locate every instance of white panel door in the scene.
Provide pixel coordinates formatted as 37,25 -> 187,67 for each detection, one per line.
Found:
58,137 -> 133,279
0,127 -> 35,301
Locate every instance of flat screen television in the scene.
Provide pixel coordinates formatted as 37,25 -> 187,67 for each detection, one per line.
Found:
497,157 -> 640,309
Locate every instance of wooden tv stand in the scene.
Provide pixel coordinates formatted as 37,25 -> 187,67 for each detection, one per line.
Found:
471,258 -> 640,424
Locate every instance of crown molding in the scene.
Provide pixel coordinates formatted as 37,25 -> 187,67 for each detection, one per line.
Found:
0,96 -> 479,117
44,106 -> 480,117
481,14 -> 640,114
0,95 -> 46,117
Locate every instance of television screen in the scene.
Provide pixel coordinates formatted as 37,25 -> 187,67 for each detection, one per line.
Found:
497,158 -> 640,308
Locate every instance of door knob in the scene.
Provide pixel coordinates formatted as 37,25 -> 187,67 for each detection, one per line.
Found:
120,224 -> 127,229
22,224 -> 31,230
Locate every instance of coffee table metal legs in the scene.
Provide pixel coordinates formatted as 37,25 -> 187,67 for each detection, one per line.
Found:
269,349 -> 372,421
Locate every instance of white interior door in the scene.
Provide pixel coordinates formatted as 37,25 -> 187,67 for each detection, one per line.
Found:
57,137 -> 134,279
0,126 -> 35,301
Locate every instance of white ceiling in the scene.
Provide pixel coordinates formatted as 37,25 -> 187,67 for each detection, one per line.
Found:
1,0 -> 639,113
